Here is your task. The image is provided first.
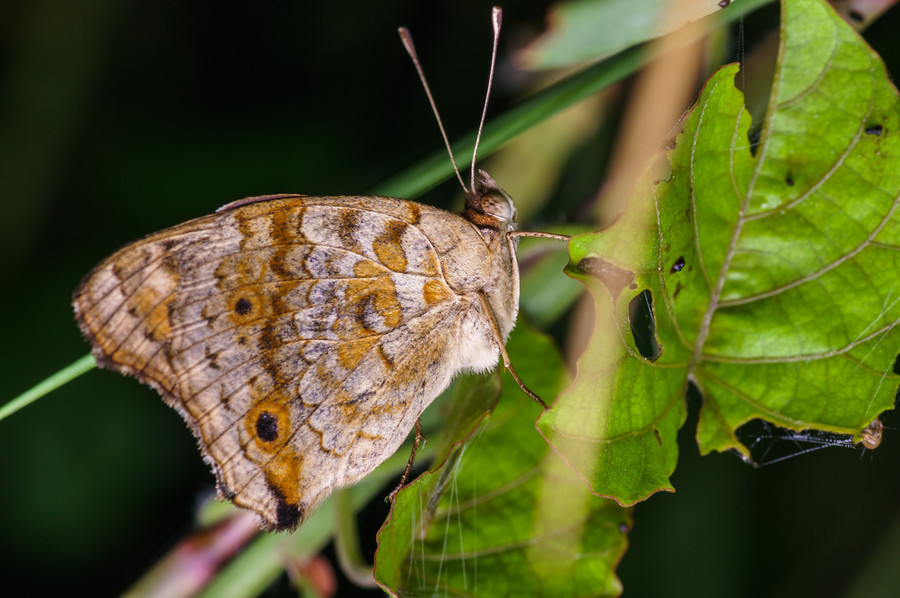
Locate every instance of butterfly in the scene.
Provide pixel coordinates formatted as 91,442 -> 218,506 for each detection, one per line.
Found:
73,7 -> 566,531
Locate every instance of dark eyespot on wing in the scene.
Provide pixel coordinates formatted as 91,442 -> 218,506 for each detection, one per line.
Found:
235,297 -> 252,315
256,411 -> 279,442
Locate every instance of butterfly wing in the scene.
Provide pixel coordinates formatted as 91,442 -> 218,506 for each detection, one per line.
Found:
74,195 -> 498,530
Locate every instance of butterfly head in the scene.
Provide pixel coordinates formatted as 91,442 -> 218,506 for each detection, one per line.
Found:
464,169 -> 517,234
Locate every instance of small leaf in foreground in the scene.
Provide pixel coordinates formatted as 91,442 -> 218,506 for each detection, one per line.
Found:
375,325 -> 631,598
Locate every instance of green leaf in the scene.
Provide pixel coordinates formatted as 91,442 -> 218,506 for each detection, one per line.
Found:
374,324 -> 631,597
541,0 -> 900,505
519,0 -> 774,70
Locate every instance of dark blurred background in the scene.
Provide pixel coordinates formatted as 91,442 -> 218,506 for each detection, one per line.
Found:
1,0 -> 900,596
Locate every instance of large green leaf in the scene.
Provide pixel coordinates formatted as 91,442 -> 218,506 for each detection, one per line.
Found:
374,325 -> 631,597
540,0 -> 900,505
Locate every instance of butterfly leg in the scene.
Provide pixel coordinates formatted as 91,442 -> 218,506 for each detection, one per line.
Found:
386,418 -> 426,503
477,291 -> 549,410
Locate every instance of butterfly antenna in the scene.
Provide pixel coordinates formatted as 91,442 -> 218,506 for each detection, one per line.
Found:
398,26 -> 469,194
471,6 -> 502,192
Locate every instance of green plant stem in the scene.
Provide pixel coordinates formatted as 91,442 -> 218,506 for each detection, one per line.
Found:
0,354 -> 94,422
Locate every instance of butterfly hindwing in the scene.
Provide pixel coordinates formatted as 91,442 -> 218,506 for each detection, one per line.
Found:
74,194 -> 513,529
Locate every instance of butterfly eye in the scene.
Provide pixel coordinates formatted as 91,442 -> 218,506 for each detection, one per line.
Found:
480,190 -> 517,222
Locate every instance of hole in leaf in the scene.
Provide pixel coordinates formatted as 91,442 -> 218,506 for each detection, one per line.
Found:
685,380 -> 702,408
670,256 -> 685,273
785,173 -> 794,186
628,290 -> 661,361
748,127 -> 761,156
866,124 -> 884,135
848,9 -> 864,22
893,353 -> 900,375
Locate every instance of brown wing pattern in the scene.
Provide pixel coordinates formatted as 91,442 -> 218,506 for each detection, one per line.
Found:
74,195 -> 474,530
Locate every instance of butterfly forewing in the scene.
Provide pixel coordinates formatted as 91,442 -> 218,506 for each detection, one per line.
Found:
74,194 -> 516,530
